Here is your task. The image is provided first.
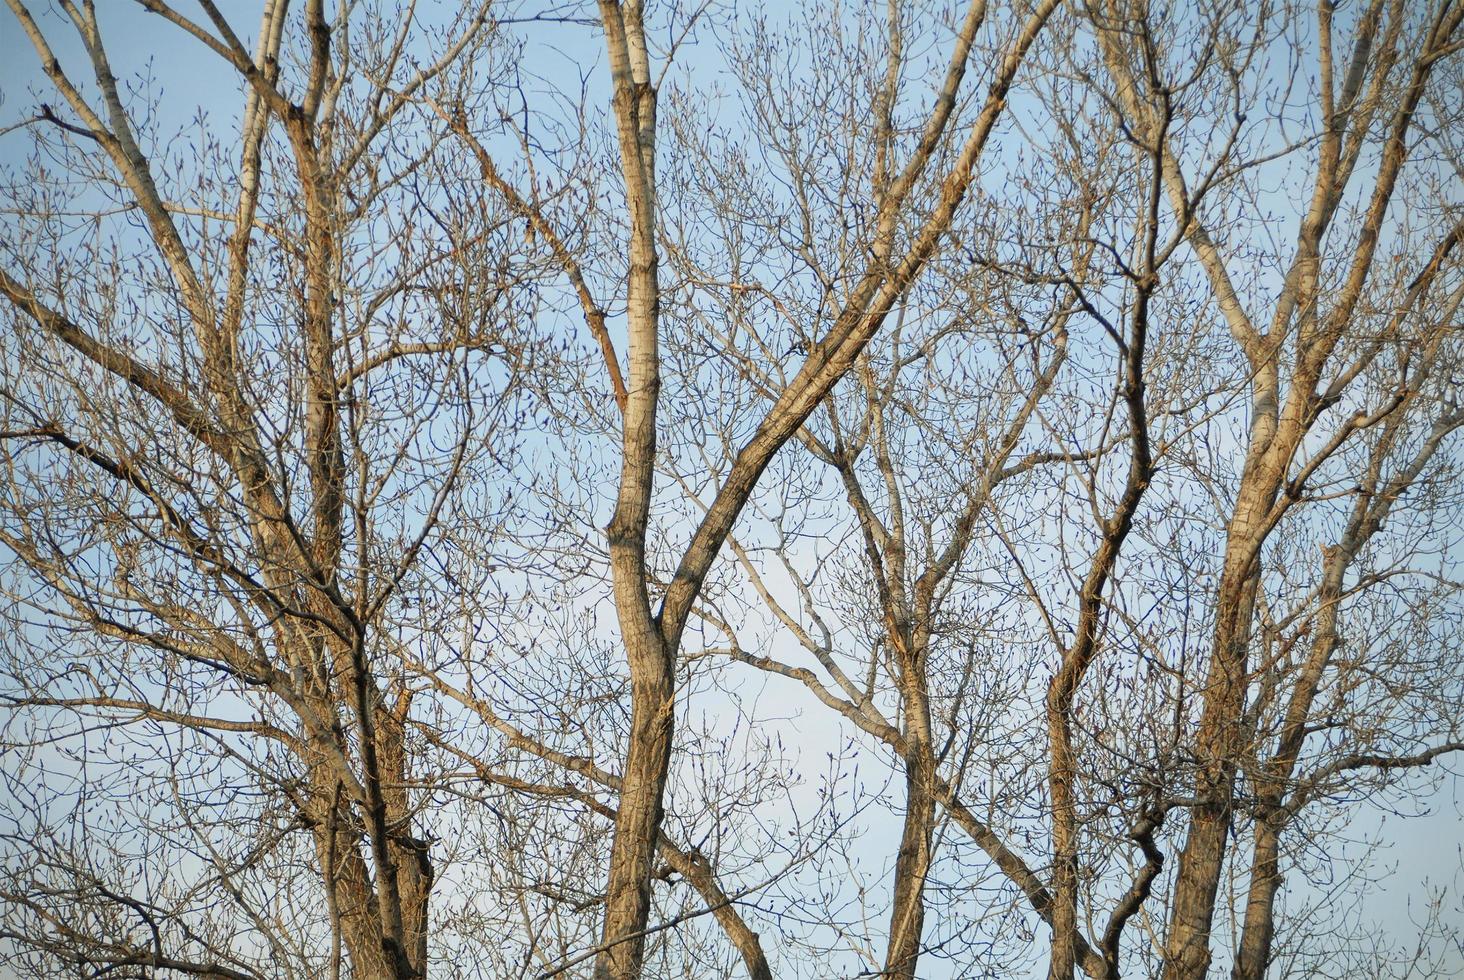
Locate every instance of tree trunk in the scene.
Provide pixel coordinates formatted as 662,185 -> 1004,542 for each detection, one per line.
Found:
594,3 -> 669,974
378,701 -> 433,975
309,775 -> 402,980
594,644 -> 675,979
1162,555 -> 1262,980
885,743 -> 936,980
1046,702 -> 1081,980
1232,818 -> 1282,980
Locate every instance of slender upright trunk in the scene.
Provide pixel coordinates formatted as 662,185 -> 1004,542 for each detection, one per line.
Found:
308,758 -> 414,980
1155,4 -> 1460,969
1231,818 -> 1283,980
1046,245 -> 1156,980
1046,701 -> 1081,980
595,5 -> 669,976
586,4 -> 1061,973
885,718 -> 936,979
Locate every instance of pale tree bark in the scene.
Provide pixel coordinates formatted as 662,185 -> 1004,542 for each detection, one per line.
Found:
595,3 -> 673,976
1165,15 -> 1461,978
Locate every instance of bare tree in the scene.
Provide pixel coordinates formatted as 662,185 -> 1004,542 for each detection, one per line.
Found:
0,0 -> 1060,975
0,2 -> 521,976
658,2 -> 1464,977
3,2 -> 1461,979
581,1 -> 1059,975
1082,2 -> 1464,976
